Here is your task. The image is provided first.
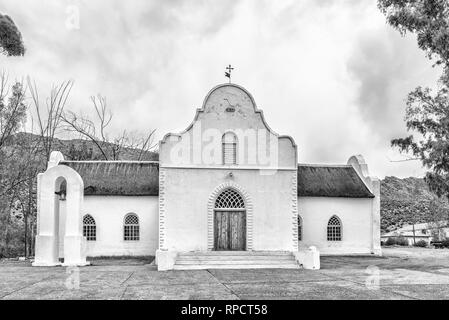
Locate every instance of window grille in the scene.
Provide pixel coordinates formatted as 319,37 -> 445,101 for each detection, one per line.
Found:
83,214 -> 96,241
222,132 -> 237,165
327,215 -> 342,241
124,213 -> 140,241
215,189 -> 245,209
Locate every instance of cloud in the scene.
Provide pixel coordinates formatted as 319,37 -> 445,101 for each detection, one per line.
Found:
347,28 -> 440,141
0,0 -> 442,178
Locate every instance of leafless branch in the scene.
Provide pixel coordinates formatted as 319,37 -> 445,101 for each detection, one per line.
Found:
61,94 -> 156,160
386,155 -> 421,163
27,77 -> 74,161
0,73 -> 26,150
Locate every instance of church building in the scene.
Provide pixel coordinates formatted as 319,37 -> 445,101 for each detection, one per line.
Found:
33,83 -> 381,270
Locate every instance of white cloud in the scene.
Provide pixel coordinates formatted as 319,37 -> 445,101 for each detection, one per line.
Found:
0,0 -> 441,178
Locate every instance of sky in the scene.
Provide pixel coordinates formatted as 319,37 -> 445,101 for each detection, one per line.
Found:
0,0 -> 443,178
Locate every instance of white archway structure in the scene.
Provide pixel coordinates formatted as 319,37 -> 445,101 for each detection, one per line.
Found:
33,162 -> 89,266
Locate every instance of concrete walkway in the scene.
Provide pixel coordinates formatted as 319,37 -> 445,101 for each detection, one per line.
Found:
1,247 -> 449,300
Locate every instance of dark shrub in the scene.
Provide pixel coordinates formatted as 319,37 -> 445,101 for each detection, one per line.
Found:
414,240 -> 428,247
396,236 -> 409,246
441,239 -> 449,248
385,237 -> 396,246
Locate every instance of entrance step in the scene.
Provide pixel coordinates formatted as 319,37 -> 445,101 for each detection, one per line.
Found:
173,251 -> 300,270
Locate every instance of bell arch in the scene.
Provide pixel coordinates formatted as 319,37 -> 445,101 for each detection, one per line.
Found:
207,181 -> 253,251
33,164 -> 88,266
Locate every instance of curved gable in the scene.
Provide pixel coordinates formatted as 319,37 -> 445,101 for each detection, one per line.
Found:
202,84 -> 258,117
160,83 -> 297,169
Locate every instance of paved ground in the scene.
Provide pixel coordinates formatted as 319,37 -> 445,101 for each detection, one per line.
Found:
1,247 -> 449,300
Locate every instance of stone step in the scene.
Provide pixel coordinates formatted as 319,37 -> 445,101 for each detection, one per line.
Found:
173,251 -> 300,270
179,251 -> 292,256
176,255 -> 294,261
175,259 -> 296,265
173,263 -> 299,270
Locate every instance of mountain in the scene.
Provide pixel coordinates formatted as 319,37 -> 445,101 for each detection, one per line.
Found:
11,132 -> 159,161
380,176 -> 449,232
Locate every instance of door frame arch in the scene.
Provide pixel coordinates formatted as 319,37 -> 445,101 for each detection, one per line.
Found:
207,182 -> 253,251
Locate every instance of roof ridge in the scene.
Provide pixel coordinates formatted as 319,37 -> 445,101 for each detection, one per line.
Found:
60,160 -> 159,164
298,163 -> 352,168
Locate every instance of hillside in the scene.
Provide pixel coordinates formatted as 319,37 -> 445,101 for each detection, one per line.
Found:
11,132 -> 159,161
380,176 -> 449,232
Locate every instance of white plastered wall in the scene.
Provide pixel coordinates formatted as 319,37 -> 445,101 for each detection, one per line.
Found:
59,196 -> 158,257
160,168 -> 296,252
297,155 -> 382,256
298,197 -> 375,255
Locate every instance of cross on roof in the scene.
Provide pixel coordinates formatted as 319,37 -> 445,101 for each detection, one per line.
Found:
225,64 -> 234,83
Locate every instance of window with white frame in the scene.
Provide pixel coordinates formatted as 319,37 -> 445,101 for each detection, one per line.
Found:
222,132 -> 237,165
83,214 -> 96,241
327,215 -> 342,241
124,213 -> 140,241
298,215 -> 303,241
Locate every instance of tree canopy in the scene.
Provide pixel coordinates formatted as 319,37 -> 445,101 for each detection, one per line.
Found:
379,0 -> 449,199
0,13 -> 25,56
379,0 -> 449,66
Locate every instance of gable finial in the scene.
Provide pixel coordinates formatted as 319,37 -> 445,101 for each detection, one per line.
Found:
225,64 -> 234,83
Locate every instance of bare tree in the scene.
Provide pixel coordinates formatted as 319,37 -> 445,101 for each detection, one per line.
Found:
0,71 -> 28,199
1,74 -> 77,258
0,70 -> 26,150
27,77 -> 74,162
0,71 -> 32,258
22,77 -> 74,256
61,94 -> 157,160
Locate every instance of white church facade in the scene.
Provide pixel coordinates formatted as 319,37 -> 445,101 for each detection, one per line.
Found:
33,83 -> 381,270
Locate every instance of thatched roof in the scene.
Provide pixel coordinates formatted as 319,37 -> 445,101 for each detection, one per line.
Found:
58,161 -> 373,198
297,165 -> 374,198
60,161 -> 159,196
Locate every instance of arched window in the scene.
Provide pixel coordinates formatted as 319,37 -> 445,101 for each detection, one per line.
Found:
327,215 -> 342,241
83,214 -> 96,241
124,213 -> 140,241
298,215 -> 302,241
215,188 -> 245,209
222,132 -> 237,165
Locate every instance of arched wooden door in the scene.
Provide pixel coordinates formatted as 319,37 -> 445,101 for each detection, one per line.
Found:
214,188 -> 246,251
